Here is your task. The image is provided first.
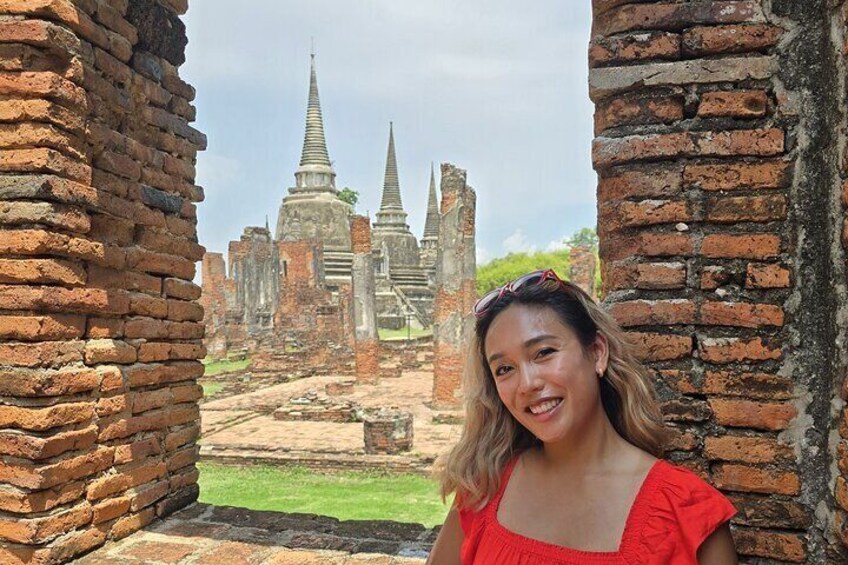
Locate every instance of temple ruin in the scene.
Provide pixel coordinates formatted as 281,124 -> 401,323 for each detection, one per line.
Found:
199,58 -> 438,360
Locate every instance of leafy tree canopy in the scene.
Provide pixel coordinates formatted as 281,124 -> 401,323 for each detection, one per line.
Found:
338,187 -> 359,207
564,227 -> 598,251
476,249 -> 570,296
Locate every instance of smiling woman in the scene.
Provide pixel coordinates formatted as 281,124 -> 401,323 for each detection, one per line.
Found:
428,270 -> 738,565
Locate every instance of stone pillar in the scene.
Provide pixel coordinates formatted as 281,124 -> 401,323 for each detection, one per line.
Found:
568,245 -> 597,299
362,409 -> 413,454
200,252 -> 228,359
350,215 -> 380,384
432,164 -> 476,407
591,1 -> 846,562
0,1 -> 205,562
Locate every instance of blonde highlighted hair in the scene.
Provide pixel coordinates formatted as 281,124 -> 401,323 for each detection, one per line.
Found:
436,278 -> 667,509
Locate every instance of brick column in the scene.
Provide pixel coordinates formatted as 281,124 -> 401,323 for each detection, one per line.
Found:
350,215 -> 380,384
568,245 -> 597,298
432,164 -> 476,408
591,1 -> 847,562
199,252 -> 228,359
0,1 -> 205,562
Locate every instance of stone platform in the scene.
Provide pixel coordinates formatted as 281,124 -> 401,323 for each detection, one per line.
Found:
74,503 -> 430,564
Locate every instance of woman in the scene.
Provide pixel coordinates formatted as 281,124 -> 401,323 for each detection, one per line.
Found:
428,270 -> 737,564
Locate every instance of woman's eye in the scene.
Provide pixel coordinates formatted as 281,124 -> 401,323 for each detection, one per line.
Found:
537,347 -> 555,358
494,365 -> 512,376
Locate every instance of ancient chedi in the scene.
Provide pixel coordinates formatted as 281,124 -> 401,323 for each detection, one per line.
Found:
201,56 -> 439,357
372,123 -> 435,329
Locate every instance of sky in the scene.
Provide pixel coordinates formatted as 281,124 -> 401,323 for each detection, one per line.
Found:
182,1 -> 596,265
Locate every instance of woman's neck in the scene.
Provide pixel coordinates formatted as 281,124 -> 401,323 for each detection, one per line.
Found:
538,402 -> 632,473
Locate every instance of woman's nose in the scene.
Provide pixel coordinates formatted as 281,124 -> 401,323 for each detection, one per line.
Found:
516,365 -> 543,393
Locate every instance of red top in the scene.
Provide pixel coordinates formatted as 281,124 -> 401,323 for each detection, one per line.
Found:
458,459 -> 736,565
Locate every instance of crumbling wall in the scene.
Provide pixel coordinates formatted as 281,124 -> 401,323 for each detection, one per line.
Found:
591,1 -> 847,562
432,163 -> 476,408
0,0 -> 205,562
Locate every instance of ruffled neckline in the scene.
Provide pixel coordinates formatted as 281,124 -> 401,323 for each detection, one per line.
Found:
486,457 -> 667,563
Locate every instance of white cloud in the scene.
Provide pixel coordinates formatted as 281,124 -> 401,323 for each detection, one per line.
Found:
503,228 -> 537,255
476,246 -> 492,264
546,238 -> 569,252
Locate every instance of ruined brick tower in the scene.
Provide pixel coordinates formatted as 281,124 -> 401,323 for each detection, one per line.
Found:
591,1 -> 848,561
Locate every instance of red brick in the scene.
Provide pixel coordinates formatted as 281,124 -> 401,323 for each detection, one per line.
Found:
662,398 -> 711,422
0,200 -> 90,233
92,496 -> 130,524
610,299 -> 696,327
616,199 -> 691,228
114,438 -> 162,465
595,95 -> 683,133
700,301 -> 784,328
710,398 -> 796,431
0,366 -> 99,397
163,277 -> 201,300
130,480 -> 169,512
0,313 -> 85,340
698,90 -> 768,118
86,316 -> 124,338
0,501 -> 92,544
702,234 -> 780,259
713,464 -> 800,495
0,284 -> 130,315
111,507 -> 155,540
699,266 -> 730,290
0,258 -> 86,285
598,164 -> 682,201
703,371 -> 793,400
699,336 -> 781,364
704,435 -> 792,464
0,481 -> 84,514
167,445 -> 199,472
0,446 -> 113,490
590,32 -> 680,67
132,389 -> 173,414
605,261 -> 687,291
0,402 -> 93,431
733,528 -> 806,562
638,233 -> 693,257
628,332 -> 692,361
705,195 -> 786,223
0,424 -> 97,460
682,24 -> 783,56
84,338 -> 136,364
164,424 -> 199,452
129,292 -> 169,318
746,262 -> 790,288
95,393 -> 129,417
594,2 -> 765,36
593,128 -> 784,168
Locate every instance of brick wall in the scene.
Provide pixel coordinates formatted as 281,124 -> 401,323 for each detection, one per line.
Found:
591,1 -> 847,562
0,1 -> 205,562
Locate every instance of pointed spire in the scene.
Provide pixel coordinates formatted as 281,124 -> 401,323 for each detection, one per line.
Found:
379,122 -> 404,210
265,215 -> 269,231
423,162 -> 440,239
299,54 -> 331,167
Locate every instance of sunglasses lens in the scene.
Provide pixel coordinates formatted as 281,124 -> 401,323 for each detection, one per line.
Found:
510,271 -> 546,291
474,289 -> 501,316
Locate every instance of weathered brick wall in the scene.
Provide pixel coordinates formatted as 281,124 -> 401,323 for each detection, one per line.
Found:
198,252 -> 227,359
432,164 -> 476,408
591,1 -> 848,562
0,0 -> 205,562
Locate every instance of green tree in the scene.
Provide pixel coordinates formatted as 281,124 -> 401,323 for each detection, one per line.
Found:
565,227 -> 598,251
475,249 -> 571,296
338,187 -> 359,207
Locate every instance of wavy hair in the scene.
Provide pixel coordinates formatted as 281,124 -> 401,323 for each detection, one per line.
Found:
436,277 -> 667,509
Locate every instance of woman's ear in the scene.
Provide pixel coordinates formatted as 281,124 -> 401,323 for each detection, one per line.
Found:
592,332 -> 609,377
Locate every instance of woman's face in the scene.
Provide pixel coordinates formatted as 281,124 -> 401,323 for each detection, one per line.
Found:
483,303 -> 608,445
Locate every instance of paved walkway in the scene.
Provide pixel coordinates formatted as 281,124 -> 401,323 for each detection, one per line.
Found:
75,503 -> 430,564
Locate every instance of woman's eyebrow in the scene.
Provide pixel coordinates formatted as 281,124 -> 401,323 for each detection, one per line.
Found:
486,334 -> 559,364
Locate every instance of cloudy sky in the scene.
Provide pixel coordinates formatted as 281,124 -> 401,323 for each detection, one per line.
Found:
182,1 -> 596,265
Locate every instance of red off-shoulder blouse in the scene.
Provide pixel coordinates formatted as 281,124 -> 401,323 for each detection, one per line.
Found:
458,459 -> 736,564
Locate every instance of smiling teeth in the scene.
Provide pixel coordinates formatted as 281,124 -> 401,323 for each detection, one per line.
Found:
529,399 -> 561,415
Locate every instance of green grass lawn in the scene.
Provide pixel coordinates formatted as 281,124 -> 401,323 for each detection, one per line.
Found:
198,463 -> 450,527
201,382 -> 224,398
202,357 -> 251,376
378,326 -> 433,341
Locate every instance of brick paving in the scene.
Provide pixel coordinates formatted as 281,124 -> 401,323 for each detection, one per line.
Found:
74,503 -> 429,564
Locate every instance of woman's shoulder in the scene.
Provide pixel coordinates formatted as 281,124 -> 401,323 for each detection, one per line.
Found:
639,460 -> 736,557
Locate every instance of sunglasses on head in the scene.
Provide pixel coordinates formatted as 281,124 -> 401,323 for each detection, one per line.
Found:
473,269 -> 578,319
